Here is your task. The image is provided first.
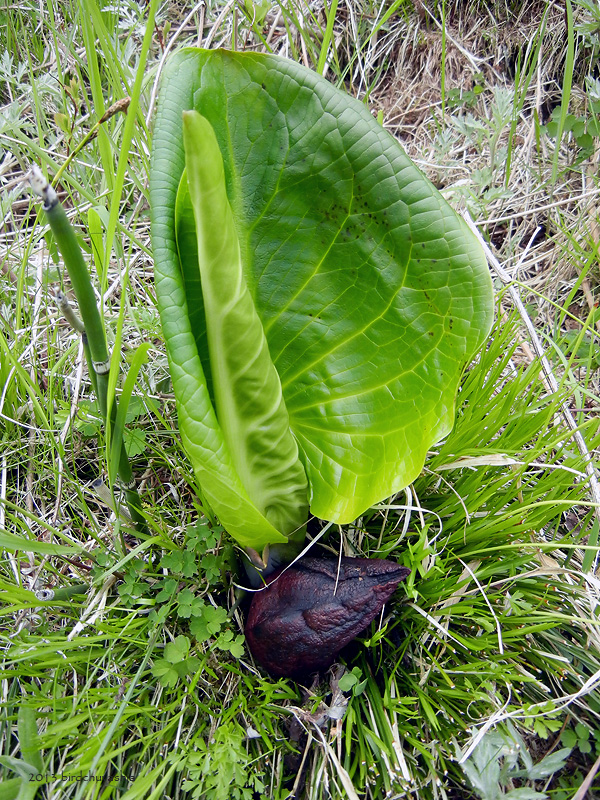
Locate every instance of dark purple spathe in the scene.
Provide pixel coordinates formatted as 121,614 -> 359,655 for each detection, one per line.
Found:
245,557 -> 410,679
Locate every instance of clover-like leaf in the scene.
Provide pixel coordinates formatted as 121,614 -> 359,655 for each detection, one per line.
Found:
190,604 -> 229,641
215,630 -> 245,659
151,659 -> 181,688
164,634 -> 191,664
177,589 -> 205,619
155,577 -> 177,602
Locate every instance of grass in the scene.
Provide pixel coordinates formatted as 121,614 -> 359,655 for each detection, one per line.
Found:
2,0 -> 600,798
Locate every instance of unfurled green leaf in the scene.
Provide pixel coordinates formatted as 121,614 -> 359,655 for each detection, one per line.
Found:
243,0 -> 270,27
338,671 -> 359,692
189,615 -> 210,641
124,396 -> 146,423
526,747 -> 571,779
54,111 -> 70,135
124,427 -> 147,457
203,606 -> 227,630
151,49 -> 493,544
575,722 -> 590,740
181,550 -> 198,578
560,729 -> 577,749
151,659 -> 181,688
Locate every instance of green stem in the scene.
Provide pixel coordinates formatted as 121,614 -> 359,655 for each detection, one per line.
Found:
30,166 -> 147,532
81,332 -> 98,395
243,535 -> 305,585
56,290 -> 99,394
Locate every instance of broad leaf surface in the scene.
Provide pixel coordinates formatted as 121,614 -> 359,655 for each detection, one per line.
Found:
151,48 -> 493,526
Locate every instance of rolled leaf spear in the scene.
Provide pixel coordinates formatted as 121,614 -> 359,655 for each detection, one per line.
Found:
29,166 -> 146,532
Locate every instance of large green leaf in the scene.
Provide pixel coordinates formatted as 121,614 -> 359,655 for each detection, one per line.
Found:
151,48 -> 493,530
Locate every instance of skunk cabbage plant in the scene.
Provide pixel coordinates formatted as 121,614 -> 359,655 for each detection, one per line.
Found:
150,49 -> 493,573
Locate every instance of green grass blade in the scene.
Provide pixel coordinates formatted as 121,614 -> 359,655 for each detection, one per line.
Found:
17,707 -> 42,774
0,528 -> 81,556
551,0 -> 575,185
101,0 -> 157,280
316,0 -> 339,75
108,342 -> 152,486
